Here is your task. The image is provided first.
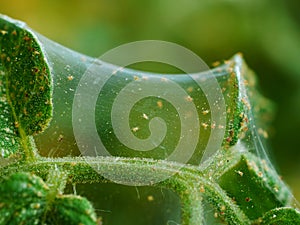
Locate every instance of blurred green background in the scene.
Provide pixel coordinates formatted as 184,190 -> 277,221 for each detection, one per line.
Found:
2,0 -> 299,200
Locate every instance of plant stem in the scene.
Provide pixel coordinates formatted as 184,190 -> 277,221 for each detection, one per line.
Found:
1,155 -> 251,225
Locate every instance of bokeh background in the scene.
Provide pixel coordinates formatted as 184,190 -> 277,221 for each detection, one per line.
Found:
2,0 -> 299,200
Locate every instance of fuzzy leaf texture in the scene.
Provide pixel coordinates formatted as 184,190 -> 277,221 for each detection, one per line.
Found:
0,15 -> 52,159
259,207 -> 300,225
0,172 -> 97,225
218,153 -> 291,220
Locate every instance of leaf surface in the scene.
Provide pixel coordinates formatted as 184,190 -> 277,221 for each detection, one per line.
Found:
0,172 -> 97,225
0,15 -> 52,158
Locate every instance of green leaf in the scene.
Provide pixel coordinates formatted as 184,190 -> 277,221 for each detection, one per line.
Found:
0,172 -> 97,225
217,153 -> 292,221
0,172 -> 48,225
46,195 -> 98,225
259,207 -> 300,225
0,15 -> 266,165
0,15 -> 52,159
0,14 -> 297,225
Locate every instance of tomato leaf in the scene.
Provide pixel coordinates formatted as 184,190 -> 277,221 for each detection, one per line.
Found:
0,15 -> 52,159
0,172 -> 97,225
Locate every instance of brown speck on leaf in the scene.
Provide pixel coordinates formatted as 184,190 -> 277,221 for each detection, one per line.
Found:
241,97 -> 251,110
185,95 -> 193,102
202,110 -> 209,115
245,197 -> 251,202
32,67 -> 40,74
242,126 -> 249,132
212,61 -> 220,67
229,129 -> 234,137
201,123 -> 209,129
134,76 -> 139,81
57,134 -> 64,142
200,185 -> 205,193
23,36 -> 31,41
226,136 -> 232,143
67,75 -> 74,81
36,111 -> 43,117
157,100 -> 163,109
220,205 -> 226,211
11,30 -> 17,36
228,67 -> 234,74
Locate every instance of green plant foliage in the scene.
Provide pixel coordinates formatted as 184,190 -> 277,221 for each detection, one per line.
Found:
218,154 -> 291,220
46,195 -> 98,225
0,15 -> 52,159
259,207 -> 300,225
0,172 -> 97,225
0,14 -> 299,225
0,172 -> 48,225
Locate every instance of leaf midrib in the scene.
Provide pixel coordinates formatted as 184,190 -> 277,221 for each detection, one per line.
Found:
5,61 -> 35,161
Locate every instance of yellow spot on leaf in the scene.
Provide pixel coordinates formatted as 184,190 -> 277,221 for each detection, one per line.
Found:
67,75 -> 74,81
0,30 -> 8,35
157,101 -> 163,109
147,195 -> 154,201
202,110 -> 209,115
